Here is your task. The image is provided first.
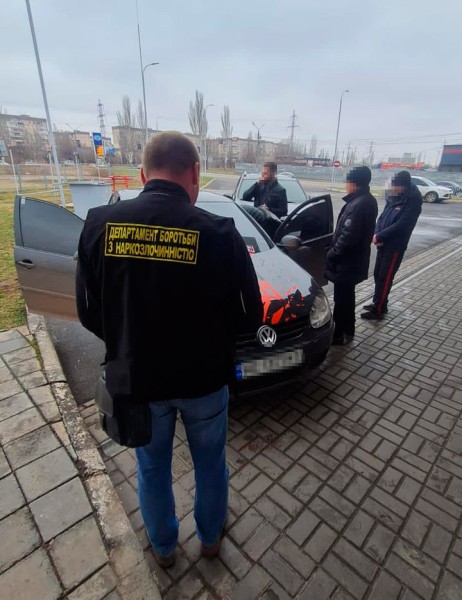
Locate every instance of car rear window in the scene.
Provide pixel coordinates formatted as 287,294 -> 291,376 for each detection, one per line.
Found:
196,200 -> 272,254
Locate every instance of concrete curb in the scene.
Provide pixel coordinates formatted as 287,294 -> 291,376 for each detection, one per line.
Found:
27,313 -> 161,600
201,177 -> 216,189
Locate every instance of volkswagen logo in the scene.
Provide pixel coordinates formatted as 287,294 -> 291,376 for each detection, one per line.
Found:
257,325 -> 277,348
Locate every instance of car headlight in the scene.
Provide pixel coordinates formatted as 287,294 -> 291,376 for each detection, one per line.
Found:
310,290 -> 332,329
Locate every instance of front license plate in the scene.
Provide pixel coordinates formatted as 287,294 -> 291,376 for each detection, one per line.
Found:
236,349 -> 304,380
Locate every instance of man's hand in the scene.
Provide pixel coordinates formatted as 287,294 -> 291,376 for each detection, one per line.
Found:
373,234 -> 384,247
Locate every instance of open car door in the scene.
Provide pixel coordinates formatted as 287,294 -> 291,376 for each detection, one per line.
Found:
14,196 -> 83,320
273,194 -> 334,287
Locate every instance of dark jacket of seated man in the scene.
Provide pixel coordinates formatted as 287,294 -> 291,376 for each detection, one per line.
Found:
242,162 -> 288,218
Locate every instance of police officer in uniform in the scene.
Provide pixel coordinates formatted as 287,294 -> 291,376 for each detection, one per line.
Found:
362,170 -> 422,320
76,132 -> 263,567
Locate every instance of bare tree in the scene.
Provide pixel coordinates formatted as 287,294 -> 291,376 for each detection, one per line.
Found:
188,91 -> 208,149
220,105 -> 233,168
137,100 -> 145,131
308,135 -> 318,157
117,95 -> 142,164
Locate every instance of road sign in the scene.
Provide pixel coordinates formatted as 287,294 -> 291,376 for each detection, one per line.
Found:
0,140 -> 7,158
92,132 -> 102,146
96,146 -> 104,157
334,160 -> 341,168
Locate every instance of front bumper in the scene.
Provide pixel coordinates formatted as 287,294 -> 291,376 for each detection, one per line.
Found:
230,319 -> 334,396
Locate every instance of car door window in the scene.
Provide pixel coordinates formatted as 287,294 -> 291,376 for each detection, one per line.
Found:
412,178 -> 426,186
16,197 -> 83,255
273,195 -> 333,244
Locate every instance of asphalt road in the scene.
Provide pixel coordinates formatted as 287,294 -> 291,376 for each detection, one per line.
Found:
45,175 -> 462,405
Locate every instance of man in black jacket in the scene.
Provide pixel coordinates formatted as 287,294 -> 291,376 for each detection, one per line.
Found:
242,161 -> 288,218
326,166 -> 378,345
76,132 -> 263,567
362,171 -> 422,320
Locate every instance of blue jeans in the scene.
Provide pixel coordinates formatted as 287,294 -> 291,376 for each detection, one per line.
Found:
135,386 -> 229,557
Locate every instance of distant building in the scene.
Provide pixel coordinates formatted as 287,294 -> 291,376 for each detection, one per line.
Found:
0,113 -> 49,162
438,144 -> 462,172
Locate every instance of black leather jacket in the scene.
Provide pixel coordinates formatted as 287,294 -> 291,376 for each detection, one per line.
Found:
242,179 -> 288,218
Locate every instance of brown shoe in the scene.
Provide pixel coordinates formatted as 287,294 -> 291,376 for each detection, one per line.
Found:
152,549 -> 175,568
201,531 -> 224,558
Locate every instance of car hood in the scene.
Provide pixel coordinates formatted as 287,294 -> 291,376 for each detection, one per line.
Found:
250,247 -> 317,325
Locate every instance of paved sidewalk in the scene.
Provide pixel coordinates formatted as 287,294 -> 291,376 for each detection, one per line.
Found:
0,326 -> 120,599
81,240 -> 462,600
0,322 -> 159,599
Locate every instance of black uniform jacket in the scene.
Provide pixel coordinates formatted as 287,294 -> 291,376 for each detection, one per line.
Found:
375,184 -> 422,250
325,188 -> 378,285
242,179 -> 288,218
76,179 -> 263,402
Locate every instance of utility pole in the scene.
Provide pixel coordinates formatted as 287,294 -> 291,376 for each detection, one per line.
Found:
331,90 -> 349,185
346,140 -> 351,165
252,122 -> 265,167
288,110 -> 298,161
136,0 -> 159,145
97,100 -> 106,139
25,0 -> 65,206
368,140 -> 374,167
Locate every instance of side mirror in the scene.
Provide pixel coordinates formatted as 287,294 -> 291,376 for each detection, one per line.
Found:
278,235 -> 301,250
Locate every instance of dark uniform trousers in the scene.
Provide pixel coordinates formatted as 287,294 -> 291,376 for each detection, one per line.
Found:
333,282 -> 356,338
372,246 -> 405,314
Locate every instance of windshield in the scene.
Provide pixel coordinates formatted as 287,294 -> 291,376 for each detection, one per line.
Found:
237,177 -> 306,204
196,200 -> 272,254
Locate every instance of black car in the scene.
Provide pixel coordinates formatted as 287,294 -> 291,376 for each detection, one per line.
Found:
14,189 -> 334,394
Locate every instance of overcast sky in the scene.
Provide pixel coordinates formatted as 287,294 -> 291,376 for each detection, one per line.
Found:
1,0 -> 461,163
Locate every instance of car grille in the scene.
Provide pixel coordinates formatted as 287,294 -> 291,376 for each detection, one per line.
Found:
237,316 -> 310,350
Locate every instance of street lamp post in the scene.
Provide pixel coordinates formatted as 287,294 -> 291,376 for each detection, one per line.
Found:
25,0 -> 66,206
252,122 -> 265,168
136,0 -> 159,145
141,62 -> 159,144
331,89 -> 349,186
204,104 -> 214,174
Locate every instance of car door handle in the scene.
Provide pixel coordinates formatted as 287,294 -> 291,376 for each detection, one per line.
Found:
16,259 -> 35,269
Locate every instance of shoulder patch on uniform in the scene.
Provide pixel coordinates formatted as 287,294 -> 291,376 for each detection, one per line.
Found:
104,223 -> 200,265
345,218 -> 352,227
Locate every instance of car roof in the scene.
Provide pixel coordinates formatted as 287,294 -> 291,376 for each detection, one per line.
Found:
242,173 -> 296,181
114,188 -> 232,203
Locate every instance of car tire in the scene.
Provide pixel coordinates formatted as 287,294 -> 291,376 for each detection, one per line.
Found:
424,191 -> 439,203
311,349 -> 328,367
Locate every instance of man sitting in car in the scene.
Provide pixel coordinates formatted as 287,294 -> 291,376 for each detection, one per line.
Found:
242,161 -> 288,218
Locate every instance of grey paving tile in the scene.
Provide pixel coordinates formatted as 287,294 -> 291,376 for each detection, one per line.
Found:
3,425 -> 60,469
16,447 -> 77,501
50,517 -> 108,590
0,407 -> 45,445
0,548 -> 61,600
0,392 -> 33,422
0,508 -> 40,573
30,478 -> 92,542
0,474 -> 26,520
67,565 -> 117,600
